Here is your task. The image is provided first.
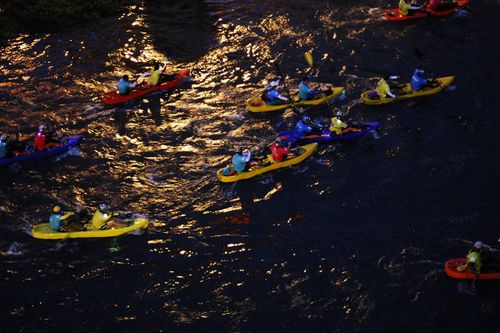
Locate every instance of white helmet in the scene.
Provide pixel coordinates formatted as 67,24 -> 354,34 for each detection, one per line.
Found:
268,80 -> 280,88
99,203 -> 109,211
38,125 -> 46,132
473,241 -> 483,249
0,134 -> 7,141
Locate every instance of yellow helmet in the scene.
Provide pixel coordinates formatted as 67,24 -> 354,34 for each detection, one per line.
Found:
53,206 -> 61,213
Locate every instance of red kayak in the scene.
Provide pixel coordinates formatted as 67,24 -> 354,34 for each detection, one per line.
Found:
384,0 -> 469,21
445,258 -> 500,280
102,69 -> 190,105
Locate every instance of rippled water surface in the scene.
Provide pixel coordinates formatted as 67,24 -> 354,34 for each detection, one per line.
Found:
1,1 -> 499,332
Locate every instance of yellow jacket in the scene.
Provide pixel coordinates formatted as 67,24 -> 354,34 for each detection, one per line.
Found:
330,117 -> 347,134
148,69 -> 162,85
88,210 -> 111,230
375,79 -> 395,98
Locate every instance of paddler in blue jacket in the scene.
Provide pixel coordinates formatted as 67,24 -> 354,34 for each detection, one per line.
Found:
263,80 -> 289,105
292,115 -> 315,140
49,206 -> 75,231
116,75 -> 137,95
232,149 -> 252,172
411,67 -> 438,91
298,77 -> 322,100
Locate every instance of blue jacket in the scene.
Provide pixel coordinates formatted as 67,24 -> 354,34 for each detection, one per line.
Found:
0,141 -> 7,158
266,89 -> 283,102
293,120 -> 313,139
411,69 -> 428,91
116,78 -> 135,95
298,81 -> 314,100
232,154 -> 248,172
49,213 -> 63,231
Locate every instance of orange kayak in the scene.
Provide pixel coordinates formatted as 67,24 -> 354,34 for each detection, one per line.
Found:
102,69 -> 190,105
445,258 -> 500,280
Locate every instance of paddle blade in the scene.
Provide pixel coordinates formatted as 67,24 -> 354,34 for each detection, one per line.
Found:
305,52 -> 313,67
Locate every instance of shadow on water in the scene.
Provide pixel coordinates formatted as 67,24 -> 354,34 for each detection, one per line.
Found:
142,0 -> 219,63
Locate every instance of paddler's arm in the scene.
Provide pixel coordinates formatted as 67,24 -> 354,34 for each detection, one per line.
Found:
60,211 -> 74,220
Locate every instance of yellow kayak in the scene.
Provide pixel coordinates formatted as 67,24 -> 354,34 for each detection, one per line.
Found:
32,218 -> 148,240
360,76 -> 455,105
216,143 -> 318,182
246,87 -> 345,113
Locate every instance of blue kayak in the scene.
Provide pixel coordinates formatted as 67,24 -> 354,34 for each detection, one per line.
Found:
0,135 -> 83,167
277,122 -> 379,145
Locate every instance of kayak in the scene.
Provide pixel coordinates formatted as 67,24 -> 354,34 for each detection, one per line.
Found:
360,76 -> 454,105
32,218 -> 148,240
102,69 -> 190,105
216,143 -> 318,182
276,122 -> 380,145
246,87 -> 345,113
445,258 -> 500,280
0,135 -> 83,167
384,0 -> 469,21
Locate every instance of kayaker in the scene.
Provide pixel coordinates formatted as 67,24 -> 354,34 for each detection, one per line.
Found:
116,75 -> 137,95
232,149 -> 252,172
271,137 -> 291,162
0,134 -> 8,158
466,241 -> 484,274
33,125 -> 47,151
87,204 -> 128,230
147,62 -> 167,86
375,76 -> 397,98
292,115 -> 315,140
399,0 -> 422,15
329,117 -> 348,134
298,77 -> 322,100
49,206 -> 74,232
410,67 -> 438,91
263,80 -> 289,105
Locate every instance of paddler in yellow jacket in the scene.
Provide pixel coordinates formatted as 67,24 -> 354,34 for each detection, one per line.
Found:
330,117 -> 347,134
376,76 -> 397,98
399,0 -> 422,15
147,62 -> 166,86
87,204 -> 128,230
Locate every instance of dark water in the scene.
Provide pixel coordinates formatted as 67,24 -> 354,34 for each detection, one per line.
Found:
1,0 -> 499,331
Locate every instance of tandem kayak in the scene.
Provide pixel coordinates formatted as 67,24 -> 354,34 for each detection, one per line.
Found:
0,135 -> 83,167
32,218 -> 148,240
216,143 -> 318,182
384,0 -> 469,21
246,87 -> 345,113
445,258 -> 500,280
102,69 -> 190,105
277,122 -> 380,145
360,76 -> 454,105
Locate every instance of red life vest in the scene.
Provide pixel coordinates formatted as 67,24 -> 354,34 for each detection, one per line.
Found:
34,132 -> 46,151
271,143 -> 289,162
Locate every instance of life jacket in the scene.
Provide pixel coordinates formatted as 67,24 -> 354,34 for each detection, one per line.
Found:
34,131 -> 46,151
89,210 -> 111,230
49,213 -> 63,231
375,79 -> 391,98
466,250 -> 482,272
329,117 -> 347,134
293,120 -> 313,139
148,69 -> 162,85
271,143 -> 288,162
